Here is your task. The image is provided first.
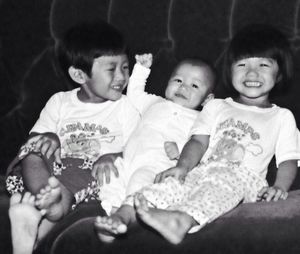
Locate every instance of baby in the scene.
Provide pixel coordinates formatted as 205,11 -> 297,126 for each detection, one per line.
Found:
95,53 -> 216,242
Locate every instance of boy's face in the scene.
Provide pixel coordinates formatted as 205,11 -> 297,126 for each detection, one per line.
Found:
81,54 -> 129,103
165,63 -> 212,109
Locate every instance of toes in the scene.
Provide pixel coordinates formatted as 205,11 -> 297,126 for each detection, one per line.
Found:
22,192 -> 32,203
48,176 -> 60,188
10,192 -> 22,206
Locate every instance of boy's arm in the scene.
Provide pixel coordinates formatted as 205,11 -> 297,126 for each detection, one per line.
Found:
257,160 -> 298,202
155,134 -> 210,183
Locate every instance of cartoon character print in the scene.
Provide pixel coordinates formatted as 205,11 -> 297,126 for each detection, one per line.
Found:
62,132 -> 115,160
208,127 -> 262,165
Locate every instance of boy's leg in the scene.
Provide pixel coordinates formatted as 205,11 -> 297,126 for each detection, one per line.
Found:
95,204 -> 136,243
21,153 -> 51,194
9,192 -> 45,254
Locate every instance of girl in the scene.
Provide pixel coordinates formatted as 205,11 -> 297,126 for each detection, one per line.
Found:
125,24 -> 300,245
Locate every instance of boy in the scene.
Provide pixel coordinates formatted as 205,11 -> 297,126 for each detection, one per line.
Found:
7,21 -> 140,254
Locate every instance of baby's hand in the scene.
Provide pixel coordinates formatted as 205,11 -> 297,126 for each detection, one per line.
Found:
135,53 -> 153,68
91,153 -> 119,186
164,141 -> 180,160
257,186 -> 288,202
154,166 -> 188,184
25,133 -> 61,164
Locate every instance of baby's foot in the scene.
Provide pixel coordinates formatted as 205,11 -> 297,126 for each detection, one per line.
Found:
95,215 -> 127,243
35,176 -> 63,221
134,193 -> 192,245
9,192 -> 45,254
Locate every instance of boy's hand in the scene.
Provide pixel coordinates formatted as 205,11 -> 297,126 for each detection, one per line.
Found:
257,186 -> 288,202
91,153 -> 120,186
135,53 -> 153,68
25,133 -> 61,164
164,141 -> 180,160
154,166 -> 188,184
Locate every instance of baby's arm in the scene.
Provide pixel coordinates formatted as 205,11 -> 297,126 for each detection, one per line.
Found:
257,160 -> 297,202
155,134 -> 209,183
127,54 -> 157,114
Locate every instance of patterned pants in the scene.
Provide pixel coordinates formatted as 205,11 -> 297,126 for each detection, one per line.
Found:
138,162 -> 268,232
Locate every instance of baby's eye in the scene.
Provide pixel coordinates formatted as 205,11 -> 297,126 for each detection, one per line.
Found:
192,84 -> 199,89
174,79 -> 182,83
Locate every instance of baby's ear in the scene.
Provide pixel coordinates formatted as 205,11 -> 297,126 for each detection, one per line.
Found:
68,66 -> 88,85
201,93 -> 214,106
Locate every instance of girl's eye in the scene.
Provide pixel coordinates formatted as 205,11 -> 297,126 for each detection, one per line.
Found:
236,63 -> 245,67
192,84 -> 199,89
174,79 -> 182,83
123,65 -> 129,70
260,63 -> 270,67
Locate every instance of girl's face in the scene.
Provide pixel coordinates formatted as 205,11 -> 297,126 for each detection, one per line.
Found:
231,57 -> 279,107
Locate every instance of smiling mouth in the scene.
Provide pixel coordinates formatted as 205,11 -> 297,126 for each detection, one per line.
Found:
175,93 -> 187,99
244,81 -> 261,87
112,84 -> 124,91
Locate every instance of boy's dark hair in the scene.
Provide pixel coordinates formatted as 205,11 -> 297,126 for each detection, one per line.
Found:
223,23 -> 293,96
55,21 -> 128,86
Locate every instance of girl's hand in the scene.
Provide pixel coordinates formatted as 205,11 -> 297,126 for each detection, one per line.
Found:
135,53 -> 153,68
257,186 -> 288,202
164,141 -> 180,160
91,153 -> 120,186
154,166 -> 188,184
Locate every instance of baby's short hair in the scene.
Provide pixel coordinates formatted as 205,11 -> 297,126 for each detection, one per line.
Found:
55,21 -> 128,85
172,58 -> 216,92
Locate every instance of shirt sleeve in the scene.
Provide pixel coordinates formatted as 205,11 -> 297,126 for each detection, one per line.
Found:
189,99 -> 221,136
275,109 -> 300,166
127,63 -> 161,114
120,97 -> 141,146
30,92 -> 63,134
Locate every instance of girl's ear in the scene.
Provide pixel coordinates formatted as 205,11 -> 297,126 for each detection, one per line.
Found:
68,66 -> 88,84
276,73 -> 282,83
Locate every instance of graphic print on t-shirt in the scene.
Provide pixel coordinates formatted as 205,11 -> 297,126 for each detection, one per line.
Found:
59,122 -> 116,160
208,118 -> 263,165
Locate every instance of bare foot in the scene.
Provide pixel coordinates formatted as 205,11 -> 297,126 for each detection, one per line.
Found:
9,192 -> 45,254
134,193 -> 194,245
95,214 -> 127,243
35,176 -> 64,221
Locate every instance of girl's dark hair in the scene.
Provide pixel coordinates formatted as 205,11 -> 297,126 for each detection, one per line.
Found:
223,23 -> 293,96
55,21 -> 128,86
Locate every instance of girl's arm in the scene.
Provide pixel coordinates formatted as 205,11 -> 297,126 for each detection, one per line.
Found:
257,160 -> 298,202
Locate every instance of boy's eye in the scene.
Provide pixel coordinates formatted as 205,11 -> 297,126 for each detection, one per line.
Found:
192,84 -> 199,89
236,63 -> 245,67
174,79 -> 182,83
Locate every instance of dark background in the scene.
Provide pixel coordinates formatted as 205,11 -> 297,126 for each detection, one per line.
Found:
1,0 -> 300,177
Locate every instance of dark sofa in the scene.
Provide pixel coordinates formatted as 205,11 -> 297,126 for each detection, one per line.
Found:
2,0 -> 300,253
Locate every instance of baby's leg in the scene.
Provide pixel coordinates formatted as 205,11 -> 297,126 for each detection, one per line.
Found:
9,192 -> 45,254
95,204 -> 136,243
134,193 -> 196,245
35,176 -> 73,222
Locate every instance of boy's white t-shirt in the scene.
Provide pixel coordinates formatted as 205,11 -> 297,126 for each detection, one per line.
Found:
30,88 -> 140,161
190,98 -> 300,179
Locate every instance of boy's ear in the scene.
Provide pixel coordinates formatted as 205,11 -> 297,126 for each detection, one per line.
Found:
201,93 -> 214,106
68,66 -> 88,84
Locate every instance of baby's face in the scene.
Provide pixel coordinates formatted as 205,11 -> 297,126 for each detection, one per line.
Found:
165,63 -> 212,109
